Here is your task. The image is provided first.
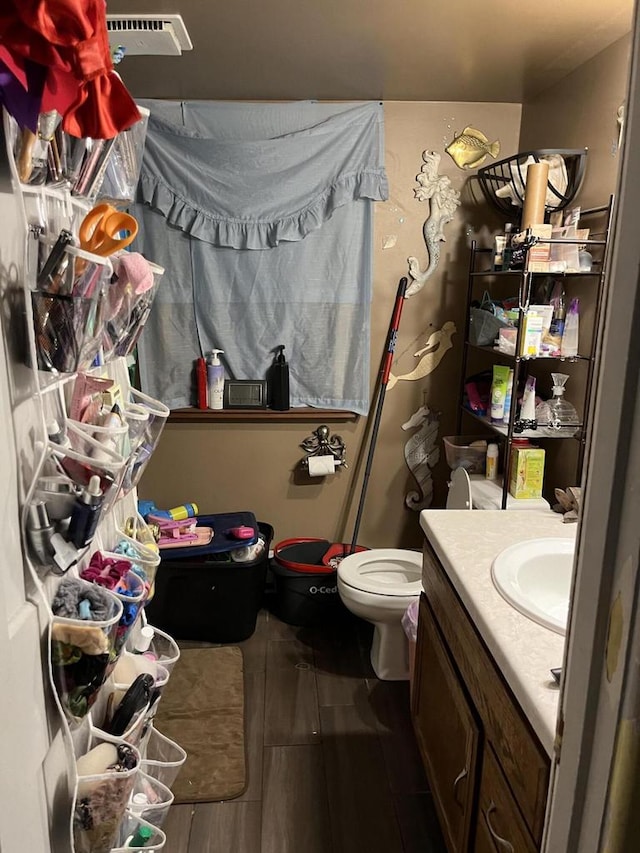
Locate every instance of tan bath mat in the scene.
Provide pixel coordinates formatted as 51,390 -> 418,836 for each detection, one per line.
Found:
154,646 -> 246,803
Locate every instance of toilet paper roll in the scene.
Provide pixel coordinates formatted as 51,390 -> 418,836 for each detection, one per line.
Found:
521,161 -> 550,229
307,455 -> 336,477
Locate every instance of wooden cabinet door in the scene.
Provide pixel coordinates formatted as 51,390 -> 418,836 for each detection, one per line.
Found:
413,595 -> 480,853
474,744 -> 538,853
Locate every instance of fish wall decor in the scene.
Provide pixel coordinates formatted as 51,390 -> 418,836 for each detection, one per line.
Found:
406,151 -> 461,297
445,126 -> 500,170
387,321 -> 456,390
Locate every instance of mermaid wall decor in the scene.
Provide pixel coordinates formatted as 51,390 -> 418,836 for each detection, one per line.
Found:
406,150 -> 461,298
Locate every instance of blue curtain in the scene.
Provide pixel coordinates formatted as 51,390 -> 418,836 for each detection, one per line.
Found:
133,100 -> 387,413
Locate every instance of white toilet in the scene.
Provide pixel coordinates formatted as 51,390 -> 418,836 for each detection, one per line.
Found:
337,549 -> 423,681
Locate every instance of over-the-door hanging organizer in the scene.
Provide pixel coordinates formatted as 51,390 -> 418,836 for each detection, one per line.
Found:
4,105 -> 185,852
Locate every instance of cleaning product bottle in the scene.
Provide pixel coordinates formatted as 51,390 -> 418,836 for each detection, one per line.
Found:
207,350 -> 224,411
267,344 -> 290,411
561,298 -> 580,357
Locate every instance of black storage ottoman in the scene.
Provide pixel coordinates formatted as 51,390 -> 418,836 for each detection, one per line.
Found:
145,522 -> 273,643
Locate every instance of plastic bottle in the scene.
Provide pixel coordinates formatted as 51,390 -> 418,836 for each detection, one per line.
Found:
561,298 -> 580,357
501,223 -> 515,271
503,369 -> 514,424
579,249 -> 593,272
207,350 -> 224,411
67,475 -> 103,548
133,625 -> 155,654
267,344 -> 290,411
485,444 -> 499,480
548,289 -> 566,355
27,501 -> 55,565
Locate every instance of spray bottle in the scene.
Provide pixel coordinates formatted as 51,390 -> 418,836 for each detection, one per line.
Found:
207,350 -> 224,411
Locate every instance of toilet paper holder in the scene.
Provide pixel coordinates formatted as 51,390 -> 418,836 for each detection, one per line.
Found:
300,425 -> 347,471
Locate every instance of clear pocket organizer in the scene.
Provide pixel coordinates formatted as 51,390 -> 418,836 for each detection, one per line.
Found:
120,390 -> 170,495
53,420 -> 126,517
31,245 -> 112,374
50,578 -> 123,721
128,769 -> 174,830
80,558 -> 148,657
138,725 -> 187,789
72,418 -> 131,462
102,261 -> 164,362
108,810 -> 166,851
126,625 -> 181,676
100,531 -> 160,592
121,403 -> 150,446
99,107 -> 149,203
73,732 -> 141,853
89,657 -> 168,749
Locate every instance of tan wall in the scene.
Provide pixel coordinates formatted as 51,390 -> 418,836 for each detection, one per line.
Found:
519,35 -> 631,209
139,102 -> 521,548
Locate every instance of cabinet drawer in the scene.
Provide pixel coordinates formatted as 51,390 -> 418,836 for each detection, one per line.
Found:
475,744 -> 538,853
414,596 -> 480,853
422,540 -> 549,844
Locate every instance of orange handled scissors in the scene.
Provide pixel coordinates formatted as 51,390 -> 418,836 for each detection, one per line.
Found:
79,204 -> 138,257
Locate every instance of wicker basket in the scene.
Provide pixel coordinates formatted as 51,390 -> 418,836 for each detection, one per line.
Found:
477,149 -> 587,218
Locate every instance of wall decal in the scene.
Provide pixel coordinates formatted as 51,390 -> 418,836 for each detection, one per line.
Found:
382,234 -> 397,249
406,151 -> 461,297
387,321 -> 456,390
445,126 -> 500,170
402,403 -> 441,511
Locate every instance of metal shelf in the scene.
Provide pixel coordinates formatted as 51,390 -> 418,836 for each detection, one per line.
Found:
464,341 -> 592,363
461,407 -> 583,441
470,269 -> 601,278
458,195 -> 614,509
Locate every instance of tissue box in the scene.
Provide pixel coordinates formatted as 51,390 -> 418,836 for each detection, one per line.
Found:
509,446 -> 545,499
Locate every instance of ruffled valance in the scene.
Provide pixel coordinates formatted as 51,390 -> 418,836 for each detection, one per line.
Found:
138,102 -> 388,250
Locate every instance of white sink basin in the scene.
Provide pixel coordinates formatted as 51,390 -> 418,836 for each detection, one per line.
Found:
491,538 -> 575,635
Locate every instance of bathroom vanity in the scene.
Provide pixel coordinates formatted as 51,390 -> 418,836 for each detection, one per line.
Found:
413,510 -> 575,852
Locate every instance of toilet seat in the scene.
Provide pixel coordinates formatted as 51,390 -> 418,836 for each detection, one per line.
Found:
338,549 -> 423,597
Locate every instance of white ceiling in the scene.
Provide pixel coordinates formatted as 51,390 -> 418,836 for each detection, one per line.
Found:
107,0 -> 634,102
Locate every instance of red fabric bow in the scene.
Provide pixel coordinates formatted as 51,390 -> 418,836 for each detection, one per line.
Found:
0,0 -> 140,138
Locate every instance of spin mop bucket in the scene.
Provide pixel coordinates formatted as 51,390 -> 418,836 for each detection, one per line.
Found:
271,539 -> 368,627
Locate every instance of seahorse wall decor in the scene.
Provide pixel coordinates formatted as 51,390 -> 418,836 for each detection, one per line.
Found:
387,321 -> 456,391
406,151 -> 461,298
402,403 -> 441,511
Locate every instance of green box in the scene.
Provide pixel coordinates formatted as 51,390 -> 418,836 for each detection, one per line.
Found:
509,446 -> 545,500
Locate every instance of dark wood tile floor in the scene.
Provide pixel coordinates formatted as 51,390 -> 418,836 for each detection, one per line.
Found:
162,603 -> 446,853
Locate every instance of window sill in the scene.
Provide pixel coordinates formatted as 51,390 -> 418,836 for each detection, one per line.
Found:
169,407 -> 360,423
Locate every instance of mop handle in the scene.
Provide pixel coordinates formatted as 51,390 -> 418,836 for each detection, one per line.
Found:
349,277 -> 408,554
381,278 -> 408,383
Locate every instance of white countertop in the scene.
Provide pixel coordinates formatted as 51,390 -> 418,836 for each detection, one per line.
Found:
419,509 -> 576,756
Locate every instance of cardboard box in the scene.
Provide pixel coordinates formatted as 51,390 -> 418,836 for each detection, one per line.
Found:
526,224 -> 553,273
509,446 -> 545,500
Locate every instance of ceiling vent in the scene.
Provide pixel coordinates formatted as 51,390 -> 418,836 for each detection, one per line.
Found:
106,14 -> 193,56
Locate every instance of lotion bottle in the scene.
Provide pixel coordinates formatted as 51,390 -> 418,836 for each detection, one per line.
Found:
207,350 -> 224,410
